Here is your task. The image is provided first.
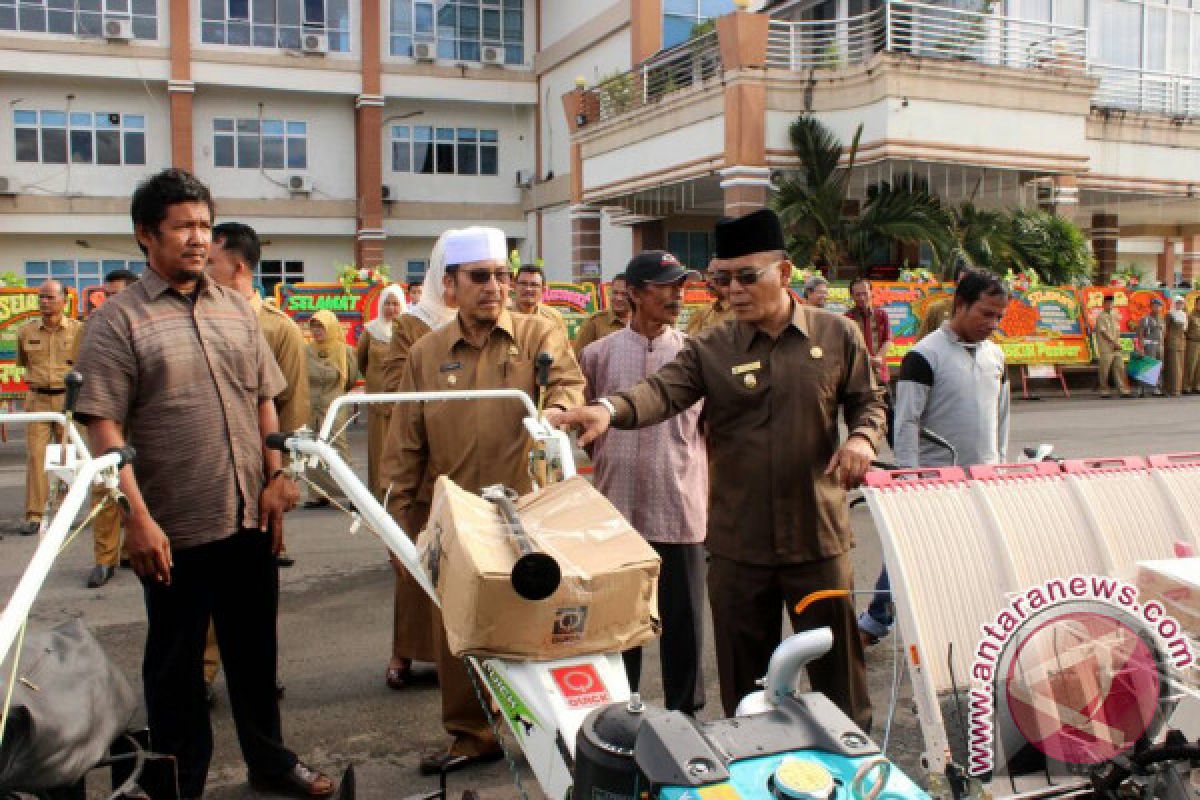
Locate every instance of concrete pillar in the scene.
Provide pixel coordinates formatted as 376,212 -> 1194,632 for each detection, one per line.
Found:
1182,235 -> 1200,285
1091,213 -> 1119,286
630,0 -> 663,64
1157,238 -> 1177,285
167,0 -> 193,170
720,167 -> 772,216
632,220 -> 665,253
571,205 -> 602,282
354,96 -> 385,269
1038,175 -> 1079,215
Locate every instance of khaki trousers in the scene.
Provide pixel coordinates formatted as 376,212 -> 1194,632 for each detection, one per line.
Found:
1186,341 -> 1200,392
1164,347 -> 1186,396
432,607 -> 498,756
1096,352 -> 1126,393
92,486 -> 126,567
23,391 -> 67,521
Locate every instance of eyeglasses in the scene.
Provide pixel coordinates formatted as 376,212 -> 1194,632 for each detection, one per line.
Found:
709,266 -> 771,288
462,268 -> 512,285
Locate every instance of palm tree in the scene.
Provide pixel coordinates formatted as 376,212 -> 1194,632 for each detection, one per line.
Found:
939,201 -> 1013,275
773,115 -> 953,278
1007,209 -> 1095,285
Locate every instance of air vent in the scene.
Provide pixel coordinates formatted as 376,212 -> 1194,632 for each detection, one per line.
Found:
103,16 -> 134,40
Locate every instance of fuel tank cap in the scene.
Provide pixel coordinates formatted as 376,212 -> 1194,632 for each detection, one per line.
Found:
773,758 -> 836,800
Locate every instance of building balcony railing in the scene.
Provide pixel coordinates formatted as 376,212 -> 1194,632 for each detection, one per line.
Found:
592,30 -> 722,124
766,1 -> 1087,74
1092,64 -> 1200,120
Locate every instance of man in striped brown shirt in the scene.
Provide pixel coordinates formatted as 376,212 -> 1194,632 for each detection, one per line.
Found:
75,169 -> 333,800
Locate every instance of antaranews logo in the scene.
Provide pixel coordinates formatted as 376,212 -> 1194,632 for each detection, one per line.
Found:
968,574 -> 1194,778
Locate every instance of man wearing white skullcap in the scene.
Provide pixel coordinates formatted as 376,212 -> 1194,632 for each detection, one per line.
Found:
380,226 -> 586,774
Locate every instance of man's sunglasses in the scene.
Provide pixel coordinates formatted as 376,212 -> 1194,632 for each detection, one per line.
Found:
709,266 -> 772,288
460,268 -> 512,285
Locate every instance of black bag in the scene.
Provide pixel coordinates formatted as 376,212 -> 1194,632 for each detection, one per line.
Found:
0,619 -> 138,791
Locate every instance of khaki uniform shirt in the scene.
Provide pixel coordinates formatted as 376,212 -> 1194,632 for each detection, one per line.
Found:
685,300 -> 734,336
75,269 -> 286,549
1166,312 -> 1188,352
573,309 -> 627,355
609,301 -> 887,566
519,303 -> 568,339
382,310 -> 585,535
1094,309 -> 1121,355
251,293 -> 310,433
381,314 -> 434,393
1187,311 -> 1200,343
17,316 -> 82,390
918,296 -> 953,340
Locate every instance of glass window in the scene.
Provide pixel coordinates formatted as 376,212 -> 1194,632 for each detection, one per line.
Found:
256,259 -> 304,294
215,116 -> 306,169
199,0 -> 348,50
1147,6 -> 1167,70
390,123 -> 498,176
0,0 -> 155,36
662,0 -> 733,49
25,259 -> 143,291
406,259 -> 428,283
390,0 -> 523,62
1094,0 -> 1142,67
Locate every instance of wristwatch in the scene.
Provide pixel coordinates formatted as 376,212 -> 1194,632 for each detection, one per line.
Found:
592,397 -> 617,420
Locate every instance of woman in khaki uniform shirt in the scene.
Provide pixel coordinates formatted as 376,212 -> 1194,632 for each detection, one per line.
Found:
356,284 -> 407,499
380,236 -> 458,690
305,310 -> 358,506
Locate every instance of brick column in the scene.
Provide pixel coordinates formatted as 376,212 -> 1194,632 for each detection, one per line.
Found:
1183,235 -> 1200,284
630,0 -> 663,65
1157,238 -> 1177,285
571,205 -> 602,282
1037,175 -> 1079,215
717,11 -> 770,219
167,0 -> 193,170
355,95 -> 385,269
1091,213 -> 1118,286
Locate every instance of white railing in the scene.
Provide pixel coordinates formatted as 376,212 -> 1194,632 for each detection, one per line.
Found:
592,31 -> 722,123
1092,64 -> 1200,118
767,1 -> 1087,74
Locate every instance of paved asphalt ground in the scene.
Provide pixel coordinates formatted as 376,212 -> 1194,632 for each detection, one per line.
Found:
1,392 -> 1198,800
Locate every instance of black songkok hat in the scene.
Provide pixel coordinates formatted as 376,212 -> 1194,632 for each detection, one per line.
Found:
713,209 -> 786,259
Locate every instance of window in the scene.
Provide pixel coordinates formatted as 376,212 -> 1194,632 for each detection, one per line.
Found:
201,0 -> 349,51
14,110 -> 146,165
24,259 -> 146,291
213,118 -> 307,169
390,0 -> 524,65
666,231 -> 712,271
406,259 -> 427,283
390,125 -> 498,175
256,259 -> 304,294
662,0 -> 734,49
0,0 -> 156,38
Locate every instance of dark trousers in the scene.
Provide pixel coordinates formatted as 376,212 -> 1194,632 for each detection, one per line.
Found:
141,529 -> 296,798
622,542 -> 706,714
708,554 -> 871,731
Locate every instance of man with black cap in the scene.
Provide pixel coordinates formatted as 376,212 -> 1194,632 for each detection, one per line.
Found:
578,251 -> 708,715
550,209 -> 885,728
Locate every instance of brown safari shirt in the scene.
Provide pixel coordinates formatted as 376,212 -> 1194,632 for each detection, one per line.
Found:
572,309 -> 626,355
252,293 -> 310,433
380,314 -> 434,393
609,300 -> 887,566
75,269 -> 286,549
381,310 -> 585,535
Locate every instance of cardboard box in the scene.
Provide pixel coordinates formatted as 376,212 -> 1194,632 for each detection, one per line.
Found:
1136,558 -> 1200,638
419,475 -> 662,659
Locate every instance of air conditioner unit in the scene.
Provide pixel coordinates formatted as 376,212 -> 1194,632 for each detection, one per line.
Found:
301,32 -> 328,54
515,169 -> 533,188
481,45 -> 504,65
103,16 -> 134,41
0,176 -> 14,196
381,184 -> 395,203
413,41 -> 435,61
288,174 -> 313,194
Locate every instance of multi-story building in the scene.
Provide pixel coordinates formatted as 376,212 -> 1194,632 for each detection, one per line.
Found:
2,0 -> 1199,291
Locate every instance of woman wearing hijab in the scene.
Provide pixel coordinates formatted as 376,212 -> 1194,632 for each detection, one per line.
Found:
1165,296 -> 1189,397
357,284 -> 407,499
305,309 -> 359,507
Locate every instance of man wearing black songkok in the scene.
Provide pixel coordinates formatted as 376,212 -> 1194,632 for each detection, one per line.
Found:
551,209 -> 886,728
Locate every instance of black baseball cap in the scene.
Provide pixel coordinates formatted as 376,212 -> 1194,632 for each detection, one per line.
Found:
624,251 -> 698,286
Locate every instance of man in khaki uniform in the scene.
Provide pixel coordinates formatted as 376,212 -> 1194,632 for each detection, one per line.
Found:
1164,296 -> 1188,397
382,227 -> 585,774
513,265 -> 568,336
87,268 -> 137,587
573,274 -> 630,354
1185,297 -> 1200,394
1094,295 -> 1131,398
552,209 -> 886,729
686,262 -> 733,336
16,280 -> 82,536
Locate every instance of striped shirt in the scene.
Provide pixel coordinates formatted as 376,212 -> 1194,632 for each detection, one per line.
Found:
76,268 -> 285,549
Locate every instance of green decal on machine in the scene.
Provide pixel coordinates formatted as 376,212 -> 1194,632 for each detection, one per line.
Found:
482,662 -> 541,739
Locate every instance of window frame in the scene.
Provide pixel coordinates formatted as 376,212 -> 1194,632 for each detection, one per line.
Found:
389,0 -> 524,65
213,116 -> 308,170
389,124 -> 499,176
0,0 -> 157,39
200,0 -> 350,51
24,258 -> 146,292
256,259 -> 305,295
13,109 -> 146,166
